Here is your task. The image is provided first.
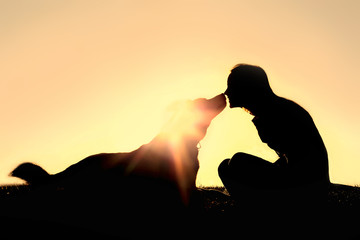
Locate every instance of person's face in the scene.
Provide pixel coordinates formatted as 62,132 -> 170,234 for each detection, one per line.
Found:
225,75 -> 246,108
225,74 -> 260,109
224,86 -> 238,108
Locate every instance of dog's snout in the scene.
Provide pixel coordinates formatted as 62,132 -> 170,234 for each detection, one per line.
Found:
208,94 -> 226,110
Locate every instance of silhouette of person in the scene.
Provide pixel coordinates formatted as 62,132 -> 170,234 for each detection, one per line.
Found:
218,64 -> 330,206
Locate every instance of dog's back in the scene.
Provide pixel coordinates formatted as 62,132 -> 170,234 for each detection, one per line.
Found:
11,142 -> 198,204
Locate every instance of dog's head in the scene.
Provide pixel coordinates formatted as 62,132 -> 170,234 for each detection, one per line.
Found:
160,94 -> 226,145
137,94 -> 226,203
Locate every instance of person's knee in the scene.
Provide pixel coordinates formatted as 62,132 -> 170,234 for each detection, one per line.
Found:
218,153 -> 250,179
227,152 -> 254,169
218,158 -> 230,179
231,152 -> 251,161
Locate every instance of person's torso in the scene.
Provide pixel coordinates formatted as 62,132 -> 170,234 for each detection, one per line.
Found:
252,97 -> 328,167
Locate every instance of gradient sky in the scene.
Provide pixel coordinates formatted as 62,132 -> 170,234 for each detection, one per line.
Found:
1,0 -> 360,186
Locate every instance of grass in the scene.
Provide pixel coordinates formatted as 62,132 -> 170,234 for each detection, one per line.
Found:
1,183 -> 360,209
1,183 -> 360,239
327,183 -> 360,208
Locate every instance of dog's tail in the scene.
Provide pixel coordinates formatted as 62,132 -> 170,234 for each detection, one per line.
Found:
10,162 -> 50,185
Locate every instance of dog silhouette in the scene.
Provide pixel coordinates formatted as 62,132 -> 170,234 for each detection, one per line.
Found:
11,94 -> 226,205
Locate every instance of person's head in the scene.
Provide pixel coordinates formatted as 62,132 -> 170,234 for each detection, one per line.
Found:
224,64 -> 274,109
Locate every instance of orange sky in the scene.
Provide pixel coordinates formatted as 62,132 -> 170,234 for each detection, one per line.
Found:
1,0 -> 360,186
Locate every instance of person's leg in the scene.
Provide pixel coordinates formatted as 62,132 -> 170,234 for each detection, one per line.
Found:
218,152 -> 279,198
218,158 -> 236,196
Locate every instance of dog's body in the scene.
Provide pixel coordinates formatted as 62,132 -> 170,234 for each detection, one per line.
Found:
11,94 -> 226,205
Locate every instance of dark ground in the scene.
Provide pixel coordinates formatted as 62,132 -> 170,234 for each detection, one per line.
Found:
1,183 -> 360,239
